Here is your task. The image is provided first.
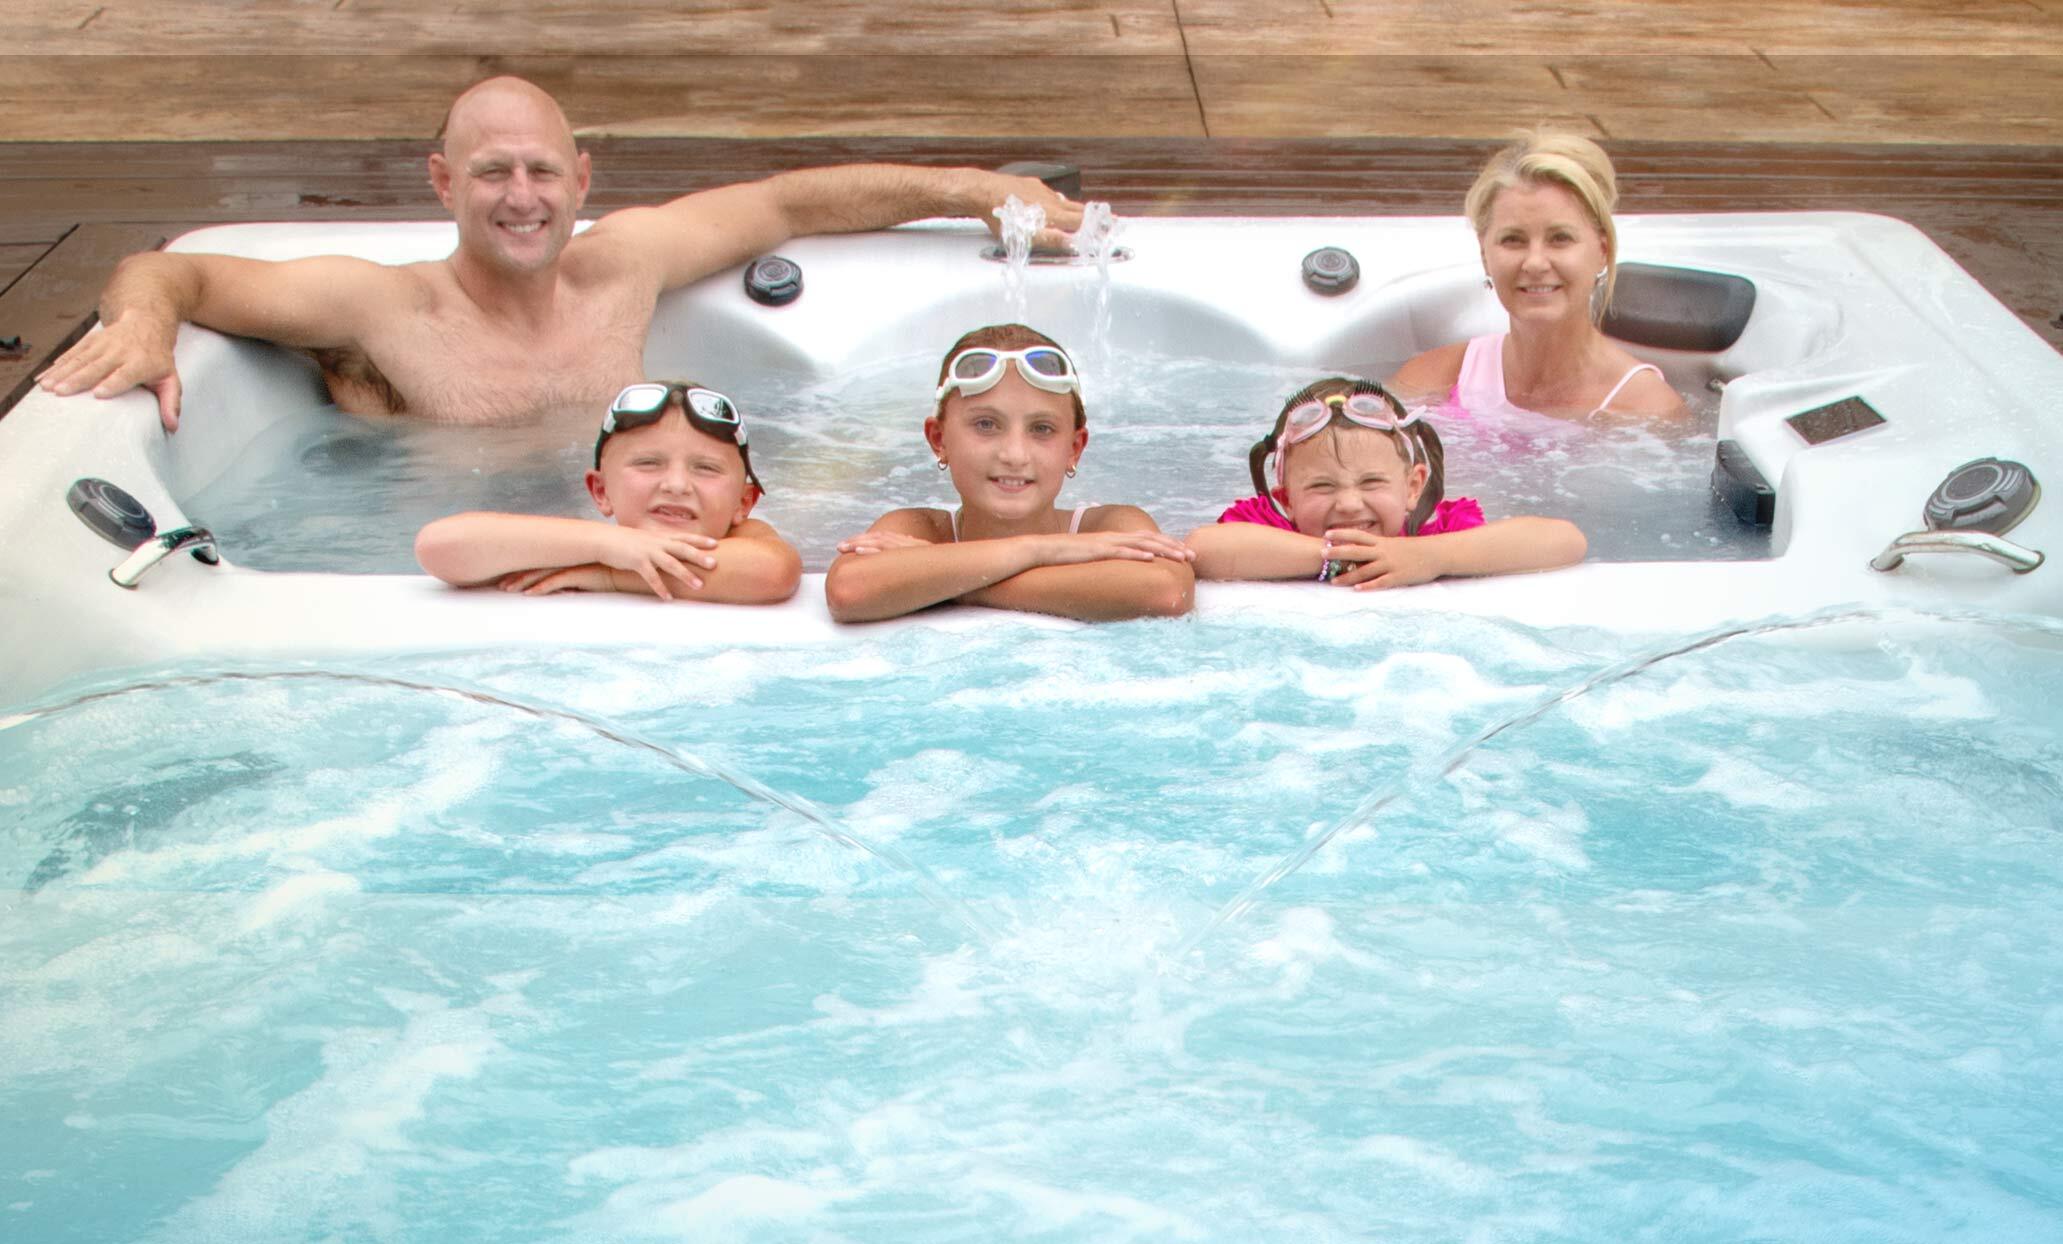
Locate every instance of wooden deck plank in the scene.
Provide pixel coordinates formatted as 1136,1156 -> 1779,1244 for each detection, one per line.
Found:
0,223 -> 171,416
19,1 -> 1184,55
0,242 -> 56,297
0,54 -> 1207,141
1177,0 -> 2063,55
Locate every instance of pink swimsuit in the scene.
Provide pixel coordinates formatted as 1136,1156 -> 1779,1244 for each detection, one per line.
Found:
1443,333 -> 1662,419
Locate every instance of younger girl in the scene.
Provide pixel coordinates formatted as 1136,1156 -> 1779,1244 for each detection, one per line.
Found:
825,324 -> 1194,622
1186,376 -> 1585,588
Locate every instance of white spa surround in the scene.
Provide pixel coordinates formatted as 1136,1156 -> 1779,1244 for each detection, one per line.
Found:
2,212 -> 2059,703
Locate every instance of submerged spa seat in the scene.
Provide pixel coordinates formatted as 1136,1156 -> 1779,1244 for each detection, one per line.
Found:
2,213 -> 2058,703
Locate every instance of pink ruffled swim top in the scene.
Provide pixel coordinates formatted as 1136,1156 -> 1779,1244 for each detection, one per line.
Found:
1216,494 -> 1485,534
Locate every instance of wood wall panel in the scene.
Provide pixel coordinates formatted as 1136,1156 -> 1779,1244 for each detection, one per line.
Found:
17,1 -> 1183,55
1177,0 -> 2063,56
0,54 -> 1207,141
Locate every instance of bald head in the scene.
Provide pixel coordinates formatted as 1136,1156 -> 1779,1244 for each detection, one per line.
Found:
428,75 -> 591,277
440,76 -> 576,164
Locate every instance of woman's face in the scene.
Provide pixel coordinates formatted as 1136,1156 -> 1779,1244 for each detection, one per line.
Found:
1479,179 -> 1610,328
1280,424 -> 1426,538
925,370 -> 1086,525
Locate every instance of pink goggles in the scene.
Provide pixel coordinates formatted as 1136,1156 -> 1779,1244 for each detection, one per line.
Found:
1270,390 -> 1425,488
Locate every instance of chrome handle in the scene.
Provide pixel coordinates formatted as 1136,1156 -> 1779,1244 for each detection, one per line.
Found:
110,525 -> 220,589
1870,529 -> 2044,575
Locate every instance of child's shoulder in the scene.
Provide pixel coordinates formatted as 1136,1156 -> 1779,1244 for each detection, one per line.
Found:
873,506 -> 953,540
1079,503 -> 1158,533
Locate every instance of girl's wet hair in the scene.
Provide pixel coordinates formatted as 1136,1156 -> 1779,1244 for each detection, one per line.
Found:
933,323 -> 1086,429
1248,376 -> 1446,535
1465,128 -> 1621,315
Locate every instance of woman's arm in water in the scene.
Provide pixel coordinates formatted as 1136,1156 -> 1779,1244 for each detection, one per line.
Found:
955,506 -> 1194,621
1185,522 -> 1328,581
825,507 -> 1194,623
1386,342 -> 1469,408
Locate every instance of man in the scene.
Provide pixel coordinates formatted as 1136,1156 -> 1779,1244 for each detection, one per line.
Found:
36,76 -> 1081,430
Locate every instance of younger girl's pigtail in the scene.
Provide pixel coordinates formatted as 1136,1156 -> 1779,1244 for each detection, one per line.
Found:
1404,418 -> 1445,536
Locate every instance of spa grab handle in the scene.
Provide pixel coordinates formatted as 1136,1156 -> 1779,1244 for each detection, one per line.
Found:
1869,530 -> 2044,575
110,526 -> 220,589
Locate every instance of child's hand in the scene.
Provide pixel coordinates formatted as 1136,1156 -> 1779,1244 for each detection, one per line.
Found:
598,527 -> 719,599
1033,530 -> 1196,566
499,563 -> 617,595
1323,528 -> 1443,590
837,530 -> 934,555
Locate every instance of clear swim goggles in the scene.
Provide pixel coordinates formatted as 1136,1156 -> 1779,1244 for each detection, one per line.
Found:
934,346 -> 1081,402
596,381 -> 762,491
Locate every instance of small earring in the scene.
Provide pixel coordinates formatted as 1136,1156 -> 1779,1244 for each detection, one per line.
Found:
935,459 -> 948,471
1482,275 -> 1493,289
1596,267 -> 1608,281
1066,465 -> 1077,478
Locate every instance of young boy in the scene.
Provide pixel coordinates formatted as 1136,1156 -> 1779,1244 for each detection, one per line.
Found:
416,381 -> 802,603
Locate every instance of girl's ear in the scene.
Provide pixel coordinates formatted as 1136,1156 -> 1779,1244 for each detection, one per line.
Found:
1071,424 -> 1088,468
1406,462 -> 1429,507
1269,485 -> 1291,504
923,415 -> 947,461
585,468 -> 613,517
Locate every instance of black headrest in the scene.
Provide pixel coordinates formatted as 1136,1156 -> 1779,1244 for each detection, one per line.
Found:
1601,262 -> 1757,353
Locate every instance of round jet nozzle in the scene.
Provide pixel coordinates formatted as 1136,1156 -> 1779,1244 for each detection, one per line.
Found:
1923,457 -> 2040,535
68,478 -> 158,550
1301,246 -> 1359,296
744,255 -> 802,307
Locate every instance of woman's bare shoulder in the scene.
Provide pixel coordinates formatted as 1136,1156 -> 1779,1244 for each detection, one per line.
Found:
1389,341 -> 1471,400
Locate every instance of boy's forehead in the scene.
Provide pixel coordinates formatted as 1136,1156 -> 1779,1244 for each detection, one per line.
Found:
602,410 -> 744,465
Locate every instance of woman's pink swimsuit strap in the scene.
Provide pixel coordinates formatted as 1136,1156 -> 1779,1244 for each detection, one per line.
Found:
1443,333 -> 1661,418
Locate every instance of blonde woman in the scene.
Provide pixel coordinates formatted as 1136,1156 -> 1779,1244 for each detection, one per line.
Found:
1391,131 -> 1685,420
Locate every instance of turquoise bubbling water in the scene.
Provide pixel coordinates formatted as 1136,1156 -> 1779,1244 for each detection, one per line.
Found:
3,611 -> 2059,1240
182,352 -> 1751,576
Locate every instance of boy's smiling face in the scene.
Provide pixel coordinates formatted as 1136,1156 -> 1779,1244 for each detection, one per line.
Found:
586,407 -> 757,540
1279,424 -> 1426,538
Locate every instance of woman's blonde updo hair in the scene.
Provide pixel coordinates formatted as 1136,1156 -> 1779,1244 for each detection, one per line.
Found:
1464,129 -> 1621,313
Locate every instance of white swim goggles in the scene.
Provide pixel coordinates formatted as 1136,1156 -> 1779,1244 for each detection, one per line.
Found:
934,346 -> 1081,402
597,381 -> 762,491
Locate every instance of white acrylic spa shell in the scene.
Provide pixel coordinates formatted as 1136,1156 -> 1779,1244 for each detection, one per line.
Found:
3,213 -> 2059,702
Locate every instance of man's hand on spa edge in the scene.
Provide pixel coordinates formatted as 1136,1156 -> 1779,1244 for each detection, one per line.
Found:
38,316 -> 185,432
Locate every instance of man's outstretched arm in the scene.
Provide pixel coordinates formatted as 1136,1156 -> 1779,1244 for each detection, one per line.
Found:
36,251 -> 405,431
585,164 -> 1086,294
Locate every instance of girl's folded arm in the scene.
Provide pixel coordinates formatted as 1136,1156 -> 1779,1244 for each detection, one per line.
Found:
1185,521 -> 1325,581
1415,516 -> 1587,578
962,506 -> 1192,620
824,510 -> 1042,622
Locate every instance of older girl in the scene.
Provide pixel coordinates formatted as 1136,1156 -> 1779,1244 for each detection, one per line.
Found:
825,324 -> 1194,622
